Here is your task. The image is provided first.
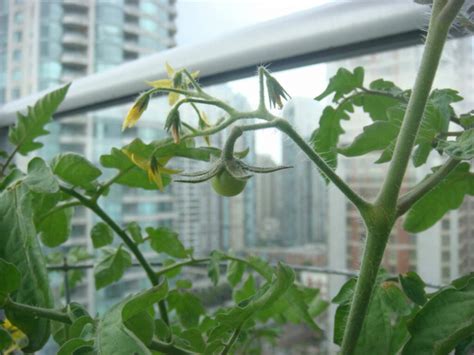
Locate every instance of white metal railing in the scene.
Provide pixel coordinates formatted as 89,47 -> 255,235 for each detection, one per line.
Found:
0,2 -> 427,126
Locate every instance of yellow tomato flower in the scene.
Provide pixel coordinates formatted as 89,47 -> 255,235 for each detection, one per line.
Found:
122,93 -> 150,131
123,150 -> 181,191
1,319 -> 28,354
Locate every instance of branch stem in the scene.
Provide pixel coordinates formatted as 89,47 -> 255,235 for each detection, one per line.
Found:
59,185 -> 170,325
4,298 -> 71,324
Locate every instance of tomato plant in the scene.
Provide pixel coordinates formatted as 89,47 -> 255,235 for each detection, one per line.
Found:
0,0 -> 473,353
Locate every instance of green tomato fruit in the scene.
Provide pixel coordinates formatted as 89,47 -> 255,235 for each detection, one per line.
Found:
211,170 -> 247,197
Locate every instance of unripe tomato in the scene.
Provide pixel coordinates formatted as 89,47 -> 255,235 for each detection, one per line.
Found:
211,170 -> 247,197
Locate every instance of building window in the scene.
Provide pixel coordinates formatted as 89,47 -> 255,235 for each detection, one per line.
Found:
14,11 -> 23,24
442,251 -> 450,263
12,69 -> 21,81
13,49 -> 21,61
140,18 -> 158,32
441,219 -> 450,230
13,31 -> 22,42
11,87 -> 21,99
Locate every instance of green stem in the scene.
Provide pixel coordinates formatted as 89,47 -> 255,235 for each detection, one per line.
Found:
149,339 -> 193,354
92,166 -> 134,201
375,0 -> 463,209
258,67 -> 266,111
4,298 -> 71,324
155,258 -> 210,278
59,185 -> 170,325
0,146 -> 19,177
396,157 -> 460,216
275,119 -> 370,211
341,1 -> 464,352
221,326 -> 242,355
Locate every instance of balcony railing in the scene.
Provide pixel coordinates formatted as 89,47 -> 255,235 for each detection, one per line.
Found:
0,2 -> 428,126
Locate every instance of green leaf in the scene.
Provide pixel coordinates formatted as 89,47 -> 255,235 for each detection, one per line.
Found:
339,121 -> 400,157
52,302 -> 91,345
91,222 -> 114,249
309,104 -> 352,174
146,226 -> 188,259
208,250 -> 224,286
23,157 -> 59,194
0,168 -> 23,192
234,274 -> 257,303
176,279 -> 192,289
154,319 -> 171,341
399,272 -> 427,306
176,329 -> 206,353
94,245 -> 132,290
437,129 -> 474,160
0,258 -> 21,304
333,277 -> 412,354
8,83 -> 70,155
0,327 -> 13,351
167,290 -> 205,328
227,259 -> 246,287
0,184 -> 53,352
51,153 -> 102,190
402,277 -> 474,355
404,162 -> 474,232
95,281 -> 168,354
127,222 -> 143,244
459,110 -> 474,129
161,259 -> 182,278
57,338 -> 94,355
124,310 -> 155,346
315,67 -> 364,102
37,206 -> 73,248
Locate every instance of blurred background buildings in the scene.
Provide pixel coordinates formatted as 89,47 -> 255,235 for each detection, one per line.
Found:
0,0 -> 473,353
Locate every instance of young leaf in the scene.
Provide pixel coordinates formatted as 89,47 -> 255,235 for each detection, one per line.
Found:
315,67 -> 364,102
233,274 -> 257,303
404,162 -> 474,232
38,207 -> 73,248
95,281 -> 168,354
146,226 -> 188,259
167,290 -> 205,328
437,129 -> 473,160
8,83 -> 70,155
91,222 -> 114,249
0,184 -> 53,352
399,272 -> 427,306
402,277 -> 474,354
127,222 -> 144,244
227,259 -> 246,287
23,157 -> 59,194
51,153 -> 102,190
94,245 -> 132,290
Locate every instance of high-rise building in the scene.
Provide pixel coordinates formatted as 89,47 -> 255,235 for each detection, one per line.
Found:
281,97 -> 328,246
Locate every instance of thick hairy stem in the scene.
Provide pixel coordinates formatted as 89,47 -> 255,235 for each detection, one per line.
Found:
342,1 -> 464,352
59,186 -> 170,325
376,0 -> 464,209
340,219 -> 392,353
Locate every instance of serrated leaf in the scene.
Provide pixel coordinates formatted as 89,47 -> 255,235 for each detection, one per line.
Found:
437,129 -> 473,160
234,274 -> 257,303
404,162 -> 474,232
227,259 -> 246,287
94,245 -> 132,289
339,121 -> 400,157
309,104 -> 352,174
0,183 -> 53,352
399,272 -> 427,306
38,206 -> 73,247
175,329 -> 206,352
91,222 -> 114,249
8,83 -> 70,155
147,226 -> 188,259
402,277 -> 474,355
167,290 -> 205,328
51,153 -> 102,190
315,67 -> 364,102
127,222 -> 143,244
95,281 -> 168,355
